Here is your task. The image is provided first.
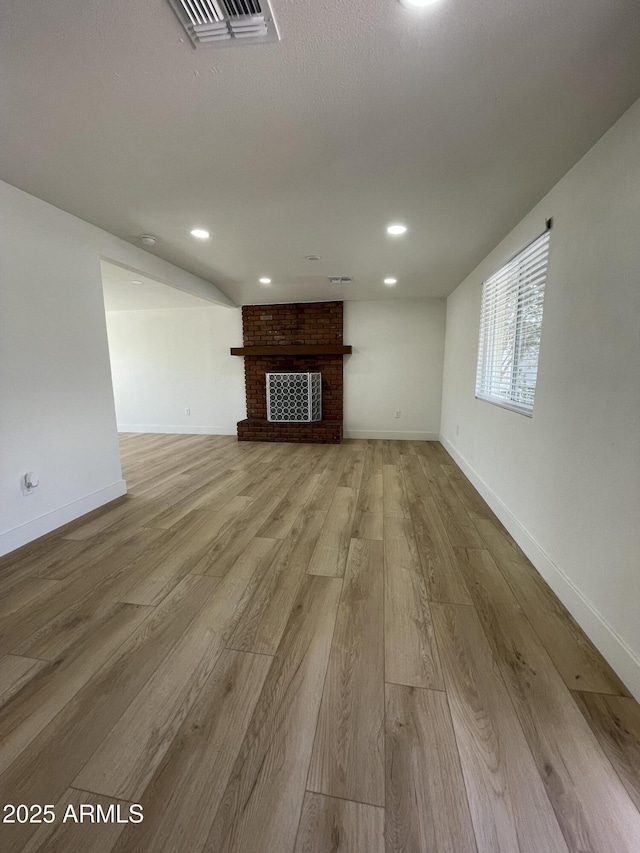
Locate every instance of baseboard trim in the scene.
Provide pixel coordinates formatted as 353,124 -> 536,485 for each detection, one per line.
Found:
0,480 -> 128,558
120,426 -> 440,441
344,430 -> 440,441
117,424 -> 236,436
440,434 -> 640,702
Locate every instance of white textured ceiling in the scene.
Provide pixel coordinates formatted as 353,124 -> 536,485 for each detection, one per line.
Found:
2,0 -> 640,305
101,261 -> 216,311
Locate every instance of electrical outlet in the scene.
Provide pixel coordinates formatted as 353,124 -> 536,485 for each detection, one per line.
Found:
21,472 -> 39,496
395,410 -> 401,419
185,408 -> 191,416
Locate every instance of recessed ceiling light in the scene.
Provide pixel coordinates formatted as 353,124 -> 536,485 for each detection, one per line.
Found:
130,280 -> 144,285
305,255 -> 321,261
140,235 -> 157,245
384,278 -> 398,286
399,0 -> 440,8
190,229 -> 210,239
387,224 -> 407,235
259,277 -> 272,284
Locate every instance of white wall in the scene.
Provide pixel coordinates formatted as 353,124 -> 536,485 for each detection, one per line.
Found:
105,307 -> 245,434
440,98 -> 640,698
0,180 -> 230,556
344,299 -> 445,440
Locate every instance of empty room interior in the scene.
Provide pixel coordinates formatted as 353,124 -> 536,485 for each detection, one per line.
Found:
1,1 -> 640,851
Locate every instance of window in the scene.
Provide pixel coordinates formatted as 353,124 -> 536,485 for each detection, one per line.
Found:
475,227 -> 550,415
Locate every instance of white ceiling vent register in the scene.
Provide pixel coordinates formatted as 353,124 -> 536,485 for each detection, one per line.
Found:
168,0 -> 280,48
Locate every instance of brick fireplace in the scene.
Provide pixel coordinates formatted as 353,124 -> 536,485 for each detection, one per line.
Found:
232,301 -> 351,444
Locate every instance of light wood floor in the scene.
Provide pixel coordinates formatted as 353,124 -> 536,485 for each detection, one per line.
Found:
1,434 -> 639,852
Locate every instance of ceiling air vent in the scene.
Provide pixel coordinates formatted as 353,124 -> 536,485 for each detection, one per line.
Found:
168,0 -> 280,48
328,276 -> 353,285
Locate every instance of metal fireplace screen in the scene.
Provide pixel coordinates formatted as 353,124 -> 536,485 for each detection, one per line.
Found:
266,372 -> 322,423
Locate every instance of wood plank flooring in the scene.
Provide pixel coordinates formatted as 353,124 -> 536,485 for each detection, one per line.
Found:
0,434 -> 639,853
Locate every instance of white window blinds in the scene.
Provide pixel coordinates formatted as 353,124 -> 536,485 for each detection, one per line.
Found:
476,228 -> 550,415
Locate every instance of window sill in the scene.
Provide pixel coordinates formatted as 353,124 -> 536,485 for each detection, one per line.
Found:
475,395 -> 534,418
